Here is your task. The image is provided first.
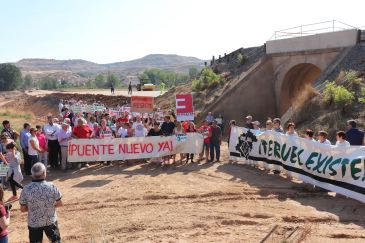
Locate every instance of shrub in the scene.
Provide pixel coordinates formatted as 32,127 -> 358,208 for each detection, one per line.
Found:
323,81 -> 354,109
333,85 -> 354,107
200,67 -> 219,85
345,70 -> 359,84
236,53 -> 247,66
192,79 -> 202,91
323,81 -> 336,104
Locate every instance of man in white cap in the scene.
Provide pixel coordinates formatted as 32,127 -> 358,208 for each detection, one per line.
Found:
19,162 -> 63,243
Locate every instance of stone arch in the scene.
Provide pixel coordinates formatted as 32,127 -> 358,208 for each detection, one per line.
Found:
280,63 -> 321,115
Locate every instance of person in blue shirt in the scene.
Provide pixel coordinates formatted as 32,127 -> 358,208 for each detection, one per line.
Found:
345,120 -> 364,146
20,123 -> 31,175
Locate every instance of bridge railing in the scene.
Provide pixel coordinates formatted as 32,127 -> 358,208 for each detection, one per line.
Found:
270,20 -> 363,40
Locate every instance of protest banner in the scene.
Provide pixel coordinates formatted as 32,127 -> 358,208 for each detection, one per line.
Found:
0,164 -> 9,177
175,93 -> 194,121
229,127 -> 365,203
131,96 -> 154,113
68,133 -> 203,162
71,104 -> 105,113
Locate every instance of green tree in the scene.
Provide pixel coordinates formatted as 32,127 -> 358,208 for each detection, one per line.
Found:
23,74 -> 33,89
0,63 -> 23,91
200,67 -> 219,85
94,74 -> 106,88
107,73 -> 119,87
159,82 -> 166,94
38,76 -> 59,90
140,68 -> 190,88
85,78 -> 95,88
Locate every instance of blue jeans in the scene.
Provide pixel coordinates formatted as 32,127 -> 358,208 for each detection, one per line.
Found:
0,235 -> 8,243
210,143 -> 220,161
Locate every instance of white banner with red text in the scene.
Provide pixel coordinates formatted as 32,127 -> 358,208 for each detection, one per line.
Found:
68,133 -> 203,162
229,127 -> 365,203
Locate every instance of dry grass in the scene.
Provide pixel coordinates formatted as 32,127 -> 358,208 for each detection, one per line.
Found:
0,109 -> 38,132
292,85 -> 318,114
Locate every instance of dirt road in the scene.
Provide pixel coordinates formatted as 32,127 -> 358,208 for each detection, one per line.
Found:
25,89 -> 163,98
8,146 -> 365,242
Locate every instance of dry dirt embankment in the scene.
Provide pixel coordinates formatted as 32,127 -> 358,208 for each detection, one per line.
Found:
3,91 -> 131,117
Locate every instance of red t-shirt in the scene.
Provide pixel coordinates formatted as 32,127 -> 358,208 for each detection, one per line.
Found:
200,125 -> 212,144
182,121 -> 189,132
73,125 -> 92,138
117,117 -> 129,123
0,206 -> 8,237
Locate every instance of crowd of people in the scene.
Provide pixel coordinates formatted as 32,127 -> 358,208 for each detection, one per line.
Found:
0,99 -> 364,242
226,115 -> 365,147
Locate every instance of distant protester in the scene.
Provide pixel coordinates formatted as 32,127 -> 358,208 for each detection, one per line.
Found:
335,131 -> 350,147
273,118 -> 283,133
285,122 -> 298,136
304,129 -> 316,142
317,131 -> 331,145
5,143 -> 23,202
345,120 -> 364,145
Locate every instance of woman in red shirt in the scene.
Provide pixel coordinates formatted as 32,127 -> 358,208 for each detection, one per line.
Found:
72,118 -> 93,168
0,187 -> 10,242
72,118 -> 93,138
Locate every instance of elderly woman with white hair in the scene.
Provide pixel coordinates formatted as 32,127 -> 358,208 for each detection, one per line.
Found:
20,162 -> 63,243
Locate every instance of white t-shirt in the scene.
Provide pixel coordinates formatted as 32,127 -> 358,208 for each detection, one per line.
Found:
335,140 -> 350,147
28,136 -> 40,156
133,122 -> 146,137
285,131 -> 298,136
318,139 -> 332,145
44,124 -> 60,141
117,127 -> 128,138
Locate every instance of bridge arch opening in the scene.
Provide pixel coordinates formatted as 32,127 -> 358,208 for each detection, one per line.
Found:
280,63 -> 321,115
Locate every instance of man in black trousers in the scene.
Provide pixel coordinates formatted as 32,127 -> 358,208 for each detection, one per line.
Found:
43,116 -> 60,169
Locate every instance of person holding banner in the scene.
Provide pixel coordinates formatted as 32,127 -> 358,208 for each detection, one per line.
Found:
198,120 -> 212,162
304,129 -> 316,142
147,122 -> 164,164
317,131 -> 332,145
335,131 -> 350,147
133,116 -> 147,138
96,119 -> 113,139
5,143 -> 23,202
173,121 -> 186,163
285,123 -> 298,136
209,120 -> 222,162
185,122 -> 196,163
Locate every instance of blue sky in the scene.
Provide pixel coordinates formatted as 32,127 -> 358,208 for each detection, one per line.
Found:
1,0 -> 364,63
